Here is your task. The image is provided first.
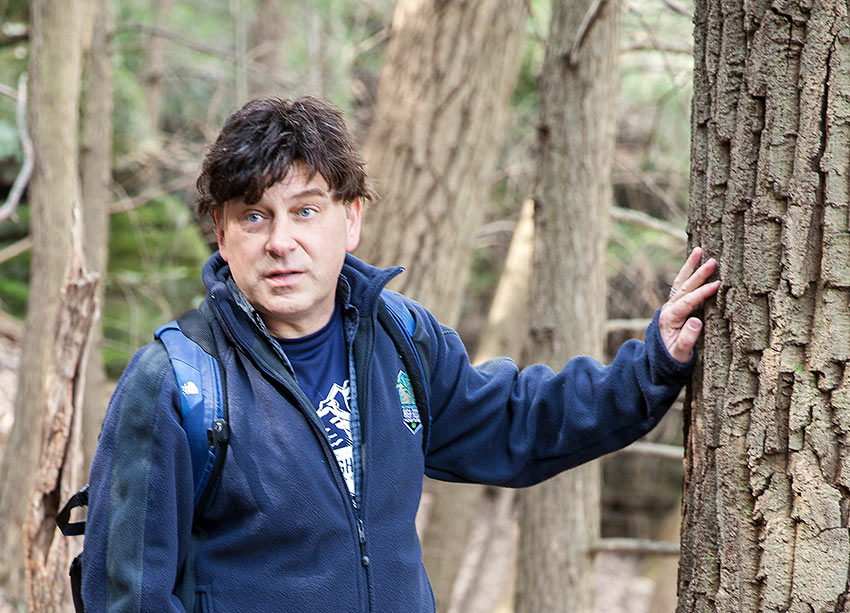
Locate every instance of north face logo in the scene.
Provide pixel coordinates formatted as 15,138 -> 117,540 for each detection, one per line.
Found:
397,370 -> 421,435
181,381 -> 200,396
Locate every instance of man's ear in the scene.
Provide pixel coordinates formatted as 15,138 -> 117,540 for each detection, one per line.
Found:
345,198 -> 363,253
214,209 -> 228,261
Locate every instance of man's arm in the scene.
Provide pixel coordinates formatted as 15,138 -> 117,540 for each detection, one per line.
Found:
82,342 -> 194,612
418,247 -> 718,487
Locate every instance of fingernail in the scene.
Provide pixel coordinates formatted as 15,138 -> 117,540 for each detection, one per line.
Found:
687,319 -> 701,330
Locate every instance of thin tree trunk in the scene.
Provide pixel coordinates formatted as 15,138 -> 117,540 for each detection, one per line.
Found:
0,0 -> 86,603
248,0 -> 287,99
450,198 -> 535,613
357,1 -> 528,608
475,198 -> 536,364
515,0 -> 620,610
305,4 -> 325,99
142,0 -> 174,135
231,0 -> 248,105
80,0 -> 113,471
678,0 -> 850,610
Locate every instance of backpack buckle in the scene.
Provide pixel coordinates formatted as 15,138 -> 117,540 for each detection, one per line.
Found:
207,418 -> 229,447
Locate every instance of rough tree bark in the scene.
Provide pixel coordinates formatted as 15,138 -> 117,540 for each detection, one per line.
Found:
0,0 -> 87,603
514,0 -> 620,610
80,0 -> 113,469
677,0 -> 850,610
356,1 -> 528,608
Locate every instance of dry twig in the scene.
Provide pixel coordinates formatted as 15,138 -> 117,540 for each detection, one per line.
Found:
0,74 -> 34,224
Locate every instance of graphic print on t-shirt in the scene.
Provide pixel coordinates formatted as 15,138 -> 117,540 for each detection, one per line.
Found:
316,380 -> 354,495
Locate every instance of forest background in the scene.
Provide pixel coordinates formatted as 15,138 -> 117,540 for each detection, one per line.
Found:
0,0 -> 696,610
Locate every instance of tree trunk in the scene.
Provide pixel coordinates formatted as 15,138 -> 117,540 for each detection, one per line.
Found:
357,1 -> 528,608
677,0 -> 850,611
231,0 -> 248,105
24,207 -> 98,613
358,0 -> 527,325
247,0 -> 287,99
0,0 -> 87,603
142,0 -> 173,135
514,0 -> 620,610
80,0 -> 113,470
449,198 -> 535,613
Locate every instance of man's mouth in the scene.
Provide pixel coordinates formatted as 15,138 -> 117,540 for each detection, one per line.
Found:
265,270 -> 303,284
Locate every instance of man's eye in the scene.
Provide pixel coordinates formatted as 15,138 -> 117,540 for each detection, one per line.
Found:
298,208 -> 317,218
247,213 -> 263,223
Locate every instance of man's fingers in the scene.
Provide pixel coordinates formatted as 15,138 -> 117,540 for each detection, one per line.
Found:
671,247 -> 703,291
666,280 -> 720,323
670,317 -> 703,363
679,258 -> 717,294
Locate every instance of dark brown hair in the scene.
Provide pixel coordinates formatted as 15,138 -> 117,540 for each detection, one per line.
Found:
196,96 -> 374,218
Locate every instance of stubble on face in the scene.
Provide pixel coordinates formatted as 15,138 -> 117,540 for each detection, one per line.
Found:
215,166 -> 361,338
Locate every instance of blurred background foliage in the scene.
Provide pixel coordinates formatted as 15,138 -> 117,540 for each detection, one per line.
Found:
0,0 -> 693,537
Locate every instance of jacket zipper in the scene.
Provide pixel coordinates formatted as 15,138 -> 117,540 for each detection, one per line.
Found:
239,326 -> 372,611
345,305 -> 373,613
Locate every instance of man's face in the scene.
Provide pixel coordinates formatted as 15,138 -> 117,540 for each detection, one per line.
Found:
216,164 -> 362,338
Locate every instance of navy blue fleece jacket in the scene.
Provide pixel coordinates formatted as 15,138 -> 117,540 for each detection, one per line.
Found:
81,253 -> 693,612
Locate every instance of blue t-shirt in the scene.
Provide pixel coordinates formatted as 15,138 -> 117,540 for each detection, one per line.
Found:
277,304 -> 354,495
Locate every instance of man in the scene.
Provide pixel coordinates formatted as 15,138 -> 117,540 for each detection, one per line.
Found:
81,97 -> 719,611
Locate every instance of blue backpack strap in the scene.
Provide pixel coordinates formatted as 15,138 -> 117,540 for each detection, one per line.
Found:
379,290 -> 431,452
155,312 -> 227,510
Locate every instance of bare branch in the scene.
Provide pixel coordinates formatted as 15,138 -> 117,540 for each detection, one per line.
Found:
618,441 -> 684,459
108,172 -> 197,214
591,538 -> 680,556
610,206 -> 687,243
614,157 -> 685,220
606,317 -> 653,333
113,23 -> 294,91
0,82 -> 17,100
352,26 -> 391,58
0,74 -> 34,224
0,308 -> 23,343
0,32 -> 28,49
621,42 -> 693,55
568,0 -> 608,65
0,236 -> 32,266
658,0 -> 692,18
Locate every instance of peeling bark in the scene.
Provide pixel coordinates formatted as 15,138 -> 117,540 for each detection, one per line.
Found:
678,0 -> 850,610
24,207 -> 99,613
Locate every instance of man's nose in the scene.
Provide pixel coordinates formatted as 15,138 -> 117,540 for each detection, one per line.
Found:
266,218 -> 297,255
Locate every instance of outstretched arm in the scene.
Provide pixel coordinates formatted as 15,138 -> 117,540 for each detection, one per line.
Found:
659,246 -> 720,363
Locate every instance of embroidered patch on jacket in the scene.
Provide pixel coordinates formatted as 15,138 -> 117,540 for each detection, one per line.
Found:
396,370 -> 422,435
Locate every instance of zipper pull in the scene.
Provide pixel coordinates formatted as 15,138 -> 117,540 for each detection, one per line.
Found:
357,519 -> 369,567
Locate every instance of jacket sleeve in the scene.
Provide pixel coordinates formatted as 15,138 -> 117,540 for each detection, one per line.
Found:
81,341 -> 195,612
419,306 -> 694,487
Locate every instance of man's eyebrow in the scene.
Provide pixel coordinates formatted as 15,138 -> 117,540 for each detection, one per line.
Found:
290,187 -> 329,200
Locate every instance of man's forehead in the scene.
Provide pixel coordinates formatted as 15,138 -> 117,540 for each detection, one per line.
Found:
275,164 -> 330,194
224,163 -> 335,209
